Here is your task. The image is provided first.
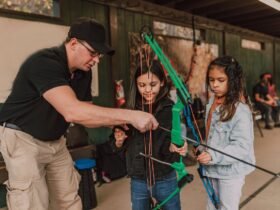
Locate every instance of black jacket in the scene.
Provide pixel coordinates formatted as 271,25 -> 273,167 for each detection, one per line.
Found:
110,97 -> 179,180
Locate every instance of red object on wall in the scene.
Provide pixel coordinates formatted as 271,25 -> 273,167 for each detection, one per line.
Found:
115,80 -> 125,107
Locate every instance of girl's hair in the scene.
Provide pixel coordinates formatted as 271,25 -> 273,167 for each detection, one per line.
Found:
127,59 -> 169,110
206,56 -> 252,121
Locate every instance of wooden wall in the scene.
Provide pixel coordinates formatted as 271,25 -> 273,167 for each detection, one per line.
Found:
225,33 -> 274,96
1,0 -> 280,143
60,1 -> 154,143
61,0 -> 280,143
275,43 -> 280,93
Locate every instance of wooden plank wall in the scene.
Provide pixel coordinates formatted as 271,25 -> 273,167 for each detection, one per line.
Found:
1,0 -> 279,143
275,43 -> 280,93
58,0 -> 114,143
59,0 -> 279,143
225,33 -> 274,96
60,0 -> 114,107
60,0 -> 153,144
205,29 -> 224,57
110,8 -> 152,95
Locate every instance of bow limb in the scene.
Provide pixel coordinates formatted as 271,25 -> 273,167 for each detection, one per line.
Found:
139,153 -> 194,210
159,126 -> 280,178
184,106 -> 220,209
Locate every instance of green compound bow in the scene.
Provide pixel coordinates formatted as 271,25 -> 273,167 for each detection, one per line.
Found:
139,25 -> 219,210
139,26 -> 194,210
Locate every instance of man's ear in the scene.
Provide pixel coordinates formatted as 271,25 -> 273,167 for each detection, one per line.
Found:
69,38 -> 78,50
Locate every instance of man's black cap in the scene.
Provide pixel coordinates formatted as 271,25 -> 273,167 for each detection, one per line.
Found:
68,17 -> 115,56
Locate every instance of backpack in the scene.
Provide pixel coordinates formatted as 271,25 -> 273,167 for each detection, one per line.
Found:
96,141 -> 127,181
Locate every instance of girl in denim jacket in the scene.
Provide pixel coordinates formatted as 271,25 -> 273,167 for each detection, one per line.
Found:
197,56 -> 255,210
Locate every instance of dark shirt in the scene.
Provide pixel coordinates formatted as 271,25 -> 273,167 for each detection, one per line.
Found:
253,82 -> 268,102
0,45 -> 92,141
111,98 -> 179,180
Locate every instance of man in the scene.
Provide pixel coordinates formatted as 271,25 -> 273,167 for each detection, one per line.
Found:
0,17 -> 158,210
253,73 -> 280,129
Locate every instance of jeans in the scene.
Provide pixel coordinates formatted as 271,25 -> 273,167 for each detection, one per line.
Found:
255,102 -> 280,126
131,170 -> 181,210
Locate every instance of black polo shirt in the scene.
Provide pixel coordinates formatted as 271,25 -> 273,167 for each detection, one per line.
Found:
0,45 -> 92,141
252,82 -> 268,101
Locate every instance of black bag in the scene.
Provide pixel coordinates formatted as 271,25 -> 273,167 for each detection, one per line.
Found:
65,123 -> 89,148
96,141 -> 127,180
192,95 -> 204,119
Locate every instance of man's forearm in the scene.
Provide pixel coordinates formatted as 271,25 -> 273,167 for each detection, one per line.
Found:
67,102 -> 133,127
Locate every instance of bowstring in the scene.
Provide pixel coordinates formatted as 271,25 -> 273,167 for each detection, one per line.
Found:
189,105 -> 204,144
140,46 -> 156,203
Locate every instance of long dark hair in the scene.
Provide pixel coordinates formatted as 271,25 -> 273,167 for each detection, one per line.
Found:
127,60 -> 170,110
206,56 -> 251,121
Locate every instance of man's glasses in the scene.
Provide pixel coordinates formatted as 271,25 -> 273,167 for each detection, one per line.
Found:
77,40 -> 104,59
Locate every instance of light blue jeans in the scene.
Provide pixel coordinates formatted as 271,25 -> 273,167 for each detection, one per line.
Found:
207,177 -> 245,210
131,170 -> 181,210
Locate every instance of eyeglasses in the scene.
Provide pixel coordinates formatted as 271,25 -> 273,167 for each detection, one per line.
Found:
77,40 -> 104,59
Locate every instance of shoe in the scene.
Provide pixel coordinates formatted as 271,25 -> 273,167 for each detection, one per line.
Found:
265,125 -> 273,129
102,175 -> 111,183
274,123 -> 280,128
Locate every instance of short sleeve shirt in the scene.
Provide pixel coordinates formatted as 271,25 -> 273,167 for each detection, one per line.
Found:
252,82 -> 268,101
0,45 -> 92,141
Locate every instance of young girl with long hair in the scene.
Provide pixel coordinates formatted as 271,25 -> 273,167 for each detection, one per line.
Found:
111,59 -> 187,210
197,56 -> 255,210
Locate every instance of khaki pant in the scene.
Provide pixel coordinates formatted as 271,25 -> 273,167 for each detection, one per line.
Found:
0,126 -> 82,210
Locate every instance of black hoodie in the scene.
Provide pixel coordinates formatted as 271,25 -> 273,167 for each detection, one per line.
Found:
110,97 -> 180,180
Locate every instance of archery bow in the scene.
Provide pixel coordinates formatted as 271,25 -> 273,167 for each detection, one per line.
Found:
139,25 -> 220,209
183,105 -> 220,209
159,126 -> 280,178
141,126 -> 280,210
140,27 -> 193,210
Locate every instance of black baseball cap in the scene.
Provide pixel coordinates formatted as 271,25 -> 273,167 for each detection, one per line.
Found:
68,17 -> 115,56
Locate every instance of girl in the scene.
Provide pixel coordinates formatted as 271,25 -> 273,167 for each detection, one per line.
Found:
111,60 -> 187,210
267,74 -> 280,106
197,56 -> 255,210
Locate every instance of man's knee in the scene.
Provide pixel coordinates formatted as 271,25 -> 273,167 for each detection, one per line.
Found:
5,181 -> 33,210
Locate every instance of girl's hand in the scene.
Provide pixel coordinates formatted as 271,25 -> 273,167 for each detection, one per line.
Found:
169,141 -> 188,156
197,151 -> 212,165
114,128 -> 127,148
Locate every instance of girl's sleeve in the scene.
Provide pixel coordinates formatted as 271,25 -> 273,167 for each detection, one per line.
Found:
208,105 -> 255,165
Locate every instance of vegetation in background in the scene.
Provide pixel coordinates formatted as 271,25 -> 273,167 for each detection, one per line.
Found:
0,0 -> 54,16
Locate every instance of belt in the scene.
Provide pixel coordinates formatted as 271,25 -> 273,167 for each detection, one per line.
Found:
0,122 -> 22,131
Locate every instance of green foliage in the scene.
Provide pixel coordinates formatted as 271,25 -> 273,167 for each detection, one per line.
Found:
0,0 -> 53,16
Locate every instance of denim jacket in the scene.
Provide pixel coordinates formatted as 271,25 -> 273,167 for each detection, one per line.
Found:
203,97 -> 255,179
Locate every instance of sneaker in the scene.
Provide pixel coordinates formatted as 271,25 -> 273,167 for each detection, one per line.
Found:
265,125 -> 273,129
102,175 -> 111,183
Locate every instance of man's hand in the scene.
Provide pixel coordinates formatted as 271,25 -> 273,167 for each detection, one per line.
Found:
130,111 -> 159,132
